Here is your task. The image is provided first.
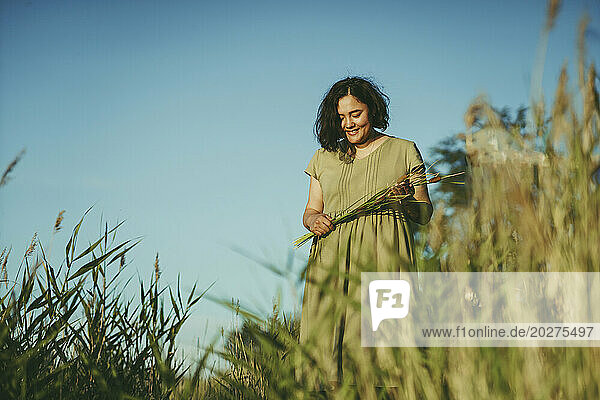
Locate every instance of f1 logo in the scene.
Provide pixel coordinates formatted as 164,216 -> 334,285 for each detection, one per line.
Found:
369,280 -> 411,331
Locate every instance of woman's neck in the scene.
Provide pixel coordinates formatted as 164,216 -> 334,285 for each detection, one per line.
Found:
354,130 -> 382,149
353,133 -> 387,159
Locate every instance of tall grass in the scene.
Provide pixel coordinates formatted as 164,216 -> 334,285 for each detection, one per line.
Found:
208,2 -> 600,399
1,1 -> 598,398
0,210 -> 209,399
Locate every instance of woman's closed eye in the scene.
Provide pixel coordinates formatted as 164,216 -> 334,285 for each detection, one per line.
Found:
339,112 -> 361,119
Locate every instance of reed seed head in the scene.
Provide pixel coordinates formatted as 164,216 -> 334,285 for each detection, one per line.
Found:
545,0 -> 561,31
577,16 -> 589,88
552,66 -> 569,117
54,210 -> 65,233
0,149 -> 25,187
0,248 -> 9,288
465,102 -> 483,129
25,233 -> 38,260
154,253 -> 160,283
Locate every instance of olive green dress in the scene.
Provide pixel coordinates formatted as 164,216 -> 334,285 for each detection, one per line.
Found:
298,136 -> 425,388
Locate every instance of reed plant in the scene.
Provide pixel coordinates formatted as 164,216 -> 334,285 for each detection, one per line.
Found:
2,0 -> 598,398
0,209 -> 208,399
210,1 -> 600,398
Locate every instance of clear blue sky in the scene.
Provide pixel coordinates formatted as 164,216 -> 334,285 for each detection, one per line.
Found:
1,0 -> 598,360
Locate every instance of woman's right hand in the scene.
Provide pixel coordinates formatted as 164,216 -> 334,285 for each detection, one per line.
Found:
307,213 -> 334,236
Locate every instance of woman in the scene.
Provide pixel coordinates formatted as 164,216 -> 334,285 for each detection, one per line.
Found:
298,76 -> 433,389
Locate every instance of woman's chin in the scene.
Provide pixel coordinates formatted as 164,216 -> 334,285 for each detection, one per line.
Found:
345,135 -> 362,144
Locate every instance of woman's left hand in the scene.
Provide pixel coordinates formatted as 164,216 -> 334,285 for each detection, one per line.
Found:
392,179 -> 415,197
394,176 -> 433,225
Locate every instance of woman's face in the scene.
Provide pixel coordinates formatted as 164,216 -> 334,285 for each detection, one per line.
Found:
337,94 -> 372,146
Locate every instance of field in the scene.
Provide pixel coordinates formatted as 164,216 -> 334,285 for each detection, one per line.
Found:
1,1 -> 599,399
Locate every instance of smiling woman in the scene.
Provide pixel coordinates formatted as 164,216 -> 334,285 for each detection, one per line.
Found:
298,76 -> 433,390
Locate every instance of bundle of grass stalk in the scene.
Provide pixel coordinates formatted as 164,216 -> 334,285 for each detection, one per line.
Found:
293,168 -> 463,248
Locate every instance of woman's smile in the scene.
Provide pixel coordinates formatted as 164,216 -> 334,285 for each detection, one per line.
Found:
337,94 -> 373,147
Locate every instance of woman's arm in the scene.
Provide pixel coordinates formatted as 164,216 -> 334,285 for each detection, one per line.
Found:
303,176 -> 334,236
394,177 -> 433,225
396,143 -> 434,225
404,183 -> 433,225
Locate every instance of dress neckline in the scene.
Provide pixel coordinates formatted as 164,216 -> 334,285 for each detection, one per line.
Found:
353,136 -> 392,161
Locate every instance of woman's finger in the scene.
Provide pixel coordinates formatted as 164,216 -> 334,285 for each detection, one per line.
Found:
392,184 -> 404,195
318,228 -> 330,236
315,215 -> 332,227
311,214 -> 334,236
321,218 -> 333,229
313,222 -> 332,236
313,219 -> 323,233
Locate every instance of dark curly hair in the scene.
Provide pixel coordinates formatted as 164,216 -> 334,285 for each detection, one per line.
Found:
314,76 -> 390,162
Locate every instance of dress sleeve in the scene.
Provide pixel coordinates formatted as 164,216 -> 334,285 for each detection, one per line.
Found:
304,150 -> 320,180
406,142 -> 426,182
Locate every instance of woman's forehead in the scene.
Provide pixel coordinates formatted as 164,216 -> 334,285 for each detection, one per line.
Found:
337,95 -> 367,112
